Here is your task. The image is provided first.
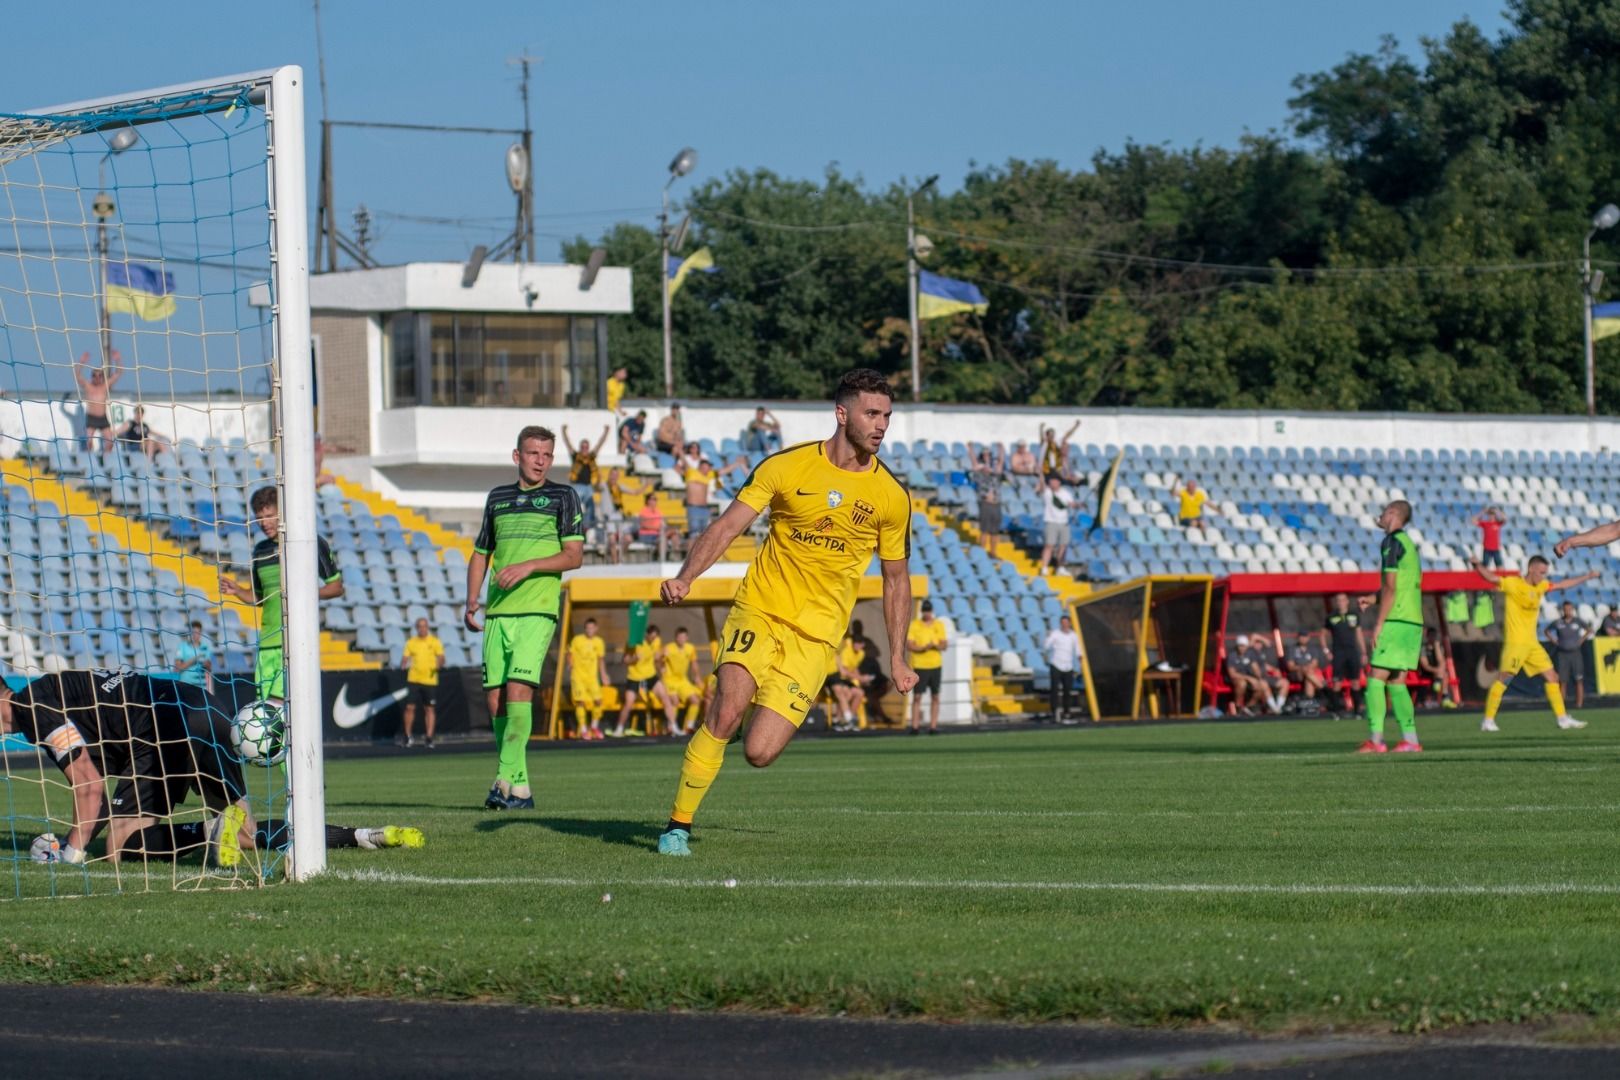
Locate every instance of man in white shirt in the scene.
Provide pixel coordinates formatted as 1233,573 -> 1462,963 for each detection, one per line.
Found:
1038,475 -> 1074,576
1044,615 -> 1083,722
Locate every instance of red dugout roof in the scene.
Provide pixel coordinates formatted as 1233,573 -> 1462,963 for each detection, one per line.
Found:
1219,571 -> 1499,597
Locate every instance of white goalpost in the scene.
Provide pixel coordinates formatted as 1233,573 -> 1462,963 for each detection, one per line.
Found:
0,66 -> 322,892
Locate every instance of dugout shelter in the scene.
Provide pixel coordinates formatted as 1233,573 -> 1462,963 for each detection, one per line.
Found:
1069,575 -> 1214,721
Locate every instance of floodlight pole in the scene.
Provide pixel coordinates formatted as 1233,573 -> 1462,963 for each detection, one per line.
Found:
1584,203 -> 1620,417
661,183 -> 673,398
906,175 -> 938,403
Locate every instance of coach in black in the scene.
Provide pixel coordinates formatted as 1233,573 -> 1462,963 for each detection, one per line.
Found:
0,668 -> 251,864
1325,592 -> 1367,716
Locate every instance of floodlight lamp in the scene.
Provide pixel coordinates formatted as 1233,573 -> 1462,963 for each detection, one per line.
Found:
668,147 -> 698,178
1594,204 -> 1620,231
505,144 -> 529,194
106,128 -> 139,154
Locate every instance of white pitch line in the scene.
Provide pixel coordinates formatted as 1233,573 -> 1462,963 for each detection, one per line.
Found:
326,868 -> 1620,896
802,802 -> 1620,819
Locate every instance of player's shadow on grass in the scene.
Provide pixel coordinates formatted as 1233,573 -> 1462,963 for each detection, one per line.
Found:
477,817 -> 663,850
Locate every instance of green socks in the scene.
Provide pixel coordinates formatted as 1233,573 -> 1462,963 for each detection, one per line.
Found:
1388,681 -> 1417,744
1366,677 -> 1387,742
500,701 -> 533,788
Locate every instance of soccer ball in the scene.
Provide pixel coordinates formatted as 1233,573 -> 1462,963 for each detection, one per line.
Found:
231,700 -> 287,766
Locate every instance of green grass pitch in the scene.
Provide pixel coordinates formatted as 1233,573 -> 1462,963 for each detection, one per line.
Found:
1,710 -> 1618,1033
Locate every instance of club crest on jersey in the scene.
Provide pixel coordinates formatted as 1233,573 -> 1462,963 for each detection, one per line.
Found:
827,490 -> 844,509
851,499 -> 876,527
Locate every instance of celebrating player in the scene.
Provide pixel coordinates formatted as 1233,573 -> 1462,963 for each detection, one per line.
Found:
465,426 -> 585,810
1359,500 -> 1423,753
654,368 -> 916,856
220,486 -> 344,707
1470,555 -> 1599,732
566,617 -> 609,740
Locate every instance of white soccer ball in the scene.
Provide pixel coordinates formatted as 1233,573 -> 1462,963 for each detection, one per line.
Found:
231,700 -> 287,766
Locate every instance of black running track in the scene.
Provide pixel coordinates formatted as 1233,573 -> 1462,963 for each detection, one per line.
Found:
0,984 -> 1615,1079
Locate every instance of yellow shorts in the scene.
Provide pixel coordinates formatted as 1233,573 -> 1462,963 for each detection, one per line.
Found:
662,677 -> 701,703
717,601 -> 836,727
1499,641 -> 1554,678
570,678 -> 603,706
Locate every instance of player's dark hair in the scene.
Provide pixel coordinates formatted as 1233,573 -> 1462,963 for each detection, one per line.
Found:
250,486 -> 278,513
834,368 -> 893,409
1529,554 -> 1550,568
516,425 -> 555,450
584,617 -> 597,626
674,626 -> 687,635
647,624 -> 660,636
190,621 -> 201,631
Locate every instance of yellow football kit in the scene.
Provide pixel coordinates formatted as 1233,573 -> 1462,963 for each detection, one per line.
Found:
402,635 -> 444,687
1498,576 -> 1554,677
717,440 -> 911,724
625,641 -> 658,685
568,633 -> 606,703
907,618 -> 947,670
661,641 -> 701,702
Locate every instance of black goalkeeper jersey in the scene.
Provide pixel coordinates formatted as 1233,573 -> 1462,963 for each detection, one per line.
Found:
9,668 -> 161,770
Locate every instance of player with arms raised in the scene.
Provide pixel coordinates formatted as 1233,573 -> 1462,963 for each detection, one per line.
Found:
465,426 -> 585,810
655,369 -> 916,856
1470,554 -> 1598,732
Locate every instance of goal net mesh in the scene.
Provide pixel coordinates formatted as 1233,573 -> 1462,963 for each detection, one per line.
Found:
0,73 -> 309,896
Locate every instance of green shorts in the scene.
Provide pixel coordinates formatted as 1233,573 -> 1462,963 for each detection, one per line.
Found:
256,647 -> 285,701
482,614 -> 558,689
1370,620 -> 1422,673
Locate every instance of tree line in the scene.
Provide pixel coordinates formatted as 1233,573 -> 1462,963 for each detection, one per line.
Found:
567,1 -> 1620,414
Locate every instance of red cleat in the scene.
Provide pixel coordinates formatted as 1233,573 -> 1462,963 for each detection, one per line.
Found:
1391,741 -> 1423,753
1356,740 -> 1387,754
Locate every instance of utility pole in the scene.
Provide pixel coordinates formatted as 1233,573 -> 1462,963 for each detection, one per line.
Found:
510,52 -> 539,263
907,175 -> 938,403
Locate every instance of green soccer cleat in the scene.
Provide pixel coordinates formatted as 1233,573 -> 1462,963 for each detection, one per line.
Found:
657,828 -> 691,856
382,826 -> 425,849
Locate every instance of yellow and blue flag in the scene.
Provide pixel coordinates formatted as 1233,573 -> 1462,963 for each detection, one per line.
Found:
918,270 -> 988,320
667,247 -> 716,297
1595,301 -> 1620,342
105,261 -> 176,321
1088,449 -> 1124,537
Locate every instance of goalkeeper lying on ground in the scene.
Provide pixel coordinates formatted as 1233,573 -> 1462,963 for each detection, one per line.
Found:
0,668 -> 421,867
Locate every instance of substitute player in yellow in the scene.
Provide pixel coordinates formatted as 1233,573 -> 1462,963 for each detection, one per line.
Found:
1470,555 -> 1599,732
656,369 -> 917,856
400,617 -> 445,748
659,627 -> 705,736
566,617 -> 609,740
906,599 -> 948,734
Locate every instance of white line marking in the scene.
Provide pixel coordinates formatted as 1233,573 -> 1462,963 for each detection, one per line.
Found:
327,868 -> 1620,896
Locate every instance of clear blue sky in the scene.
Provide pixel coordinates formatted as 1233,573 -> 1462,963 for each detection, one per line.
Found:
4,0 -> 1506,264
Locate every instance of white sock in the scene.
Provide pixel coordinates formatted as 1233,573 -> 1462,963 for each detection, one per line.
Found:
511,784 -> 532,799
355,828 -> 380,851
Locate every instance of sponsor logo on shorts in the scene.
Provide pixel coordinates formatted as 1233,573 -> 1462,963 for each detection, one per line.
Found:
790,528 -> 846,552
850,499 -> 876,527
786,682 -> 814,710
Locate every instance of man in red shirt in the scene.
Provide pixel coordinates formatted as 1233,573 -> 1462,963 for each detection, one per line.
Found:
1475,506 -> 1506,568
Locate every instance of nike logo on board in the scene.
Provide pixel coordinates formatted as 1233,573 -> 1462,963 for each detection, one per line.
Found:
333,684 -> 411,729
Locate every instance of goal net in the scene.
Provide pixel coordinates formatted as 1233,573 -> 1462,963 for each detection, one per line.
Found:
0,67 -> 321,896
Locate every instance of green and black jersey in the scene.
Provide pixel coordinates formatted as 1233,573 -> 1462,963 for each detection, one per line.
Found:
250,535 -> 341,651
474,480 -> 585,617
1379,529 -> 1423,625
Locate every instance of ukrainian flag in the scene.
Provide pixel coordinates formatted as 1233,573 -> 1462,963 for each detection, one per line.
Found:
667,247 -> 716,297
105,261 -> 176,321
918,270 -> 988,320
1595,301 -> 1620,342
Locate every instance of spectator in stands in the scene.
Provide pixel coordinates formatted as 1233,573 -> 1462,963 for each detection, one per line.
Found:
1037,474 -> 1075,576
313,434 -> 355,488
1040,420 -> 1082,483
654,403 -> 684,455
1602,604 -> 1620,638
605,366 -> 628,415
172,621 -> 213,693
742,407 -> 783,454
976,482 -> 1003,553
1043,614 -> 1082,723
400,617 -> 445,748
619,410 -> 650,456
1285,631 -> 1325,709
1224,634 -> 1263,716
562,424 -> 611,485
115,405 -> 169,461
637,491 -> 667,559
679,445 -> 743,539
968,441 -> 1005,479
1245,636 -> 1289,714
906,600 -> 947,734
1546,601 -> 1591,710
1418,627 -> 1458,710
1170,475 -> 1214,534
1476,506 -> 1507,567
1325,593 -> 1367,717
74,350 -> 123,453
1007,440 -> 1038,477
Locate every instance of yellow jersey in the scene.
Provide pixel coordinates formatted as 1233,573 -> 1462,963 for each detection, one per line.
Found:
1178,488 -> 1207,520
568,634 -> 606,683
731,440 -> 911,645
625,641 -> 658,681
605,376 -> 626,412
402,635 -> 444,686
1500,576 -> 1551,647
663,641 -> 698,685
907,617 -> 947,670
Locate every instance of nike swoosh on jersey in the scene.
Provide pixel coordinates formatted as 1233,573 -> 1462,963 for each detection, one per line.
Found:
333,684 -> 411,729
795,488 -> 818,496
